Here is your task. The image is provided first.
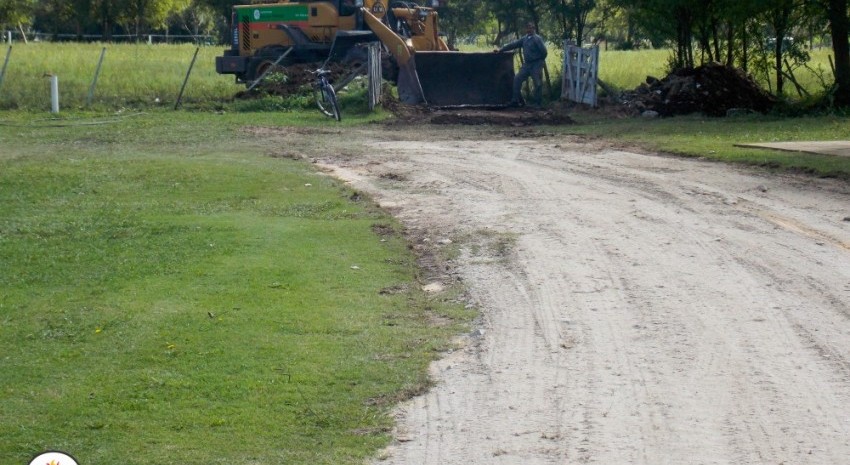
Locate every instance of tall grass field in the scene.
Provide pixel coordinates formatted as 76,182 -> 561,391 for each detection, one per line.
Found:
0,42 -> 838,111
0,43 -> 240,110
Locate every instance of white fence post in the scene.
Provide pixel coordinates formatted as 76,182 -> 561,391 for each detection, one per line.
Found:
562,41 -> 599,106
49,75 -> 59,113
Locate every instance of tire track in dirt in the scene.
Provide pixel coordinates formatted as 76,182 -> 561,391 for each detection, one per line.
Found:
315,132 -> 850,465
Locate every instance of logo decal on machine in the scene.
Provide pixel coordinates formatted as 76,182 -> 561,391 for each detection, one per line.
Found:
371,1 -> 386,14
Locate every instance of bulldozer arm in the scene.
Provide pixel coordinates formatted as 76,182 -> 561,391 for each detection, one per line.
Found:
413,51 -> 514,106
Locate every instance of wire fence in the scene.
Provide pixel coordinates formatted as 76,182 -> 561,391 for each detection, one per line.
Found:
0,43 -> 236,111
2,30 -> 218,45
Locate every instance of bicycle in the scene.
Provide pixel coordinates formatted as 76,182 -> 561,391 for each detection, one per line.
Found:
313,68 -> 341,121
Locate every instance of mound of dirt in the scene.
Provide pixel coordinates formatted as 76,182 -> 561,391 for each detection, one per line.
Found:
380,89 -> 574,126
621,63 -> 777,117
429,108 -> 574,126
234,62 -> 349,98
382,103 -> 574,126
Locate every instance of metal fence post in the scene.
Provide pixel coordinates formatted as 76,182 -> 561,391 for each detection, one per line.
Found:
0,46 -> 11,92
174,47 -> 200,109
87,47 -> 107,107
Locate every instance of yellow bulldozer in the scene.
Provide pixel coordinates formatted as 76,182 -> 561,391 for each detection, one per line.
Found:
215,0 -> 514,106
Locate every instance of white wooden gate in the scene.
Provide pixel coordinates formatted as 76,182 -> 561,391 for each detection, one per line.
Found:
562,42 -> 599,106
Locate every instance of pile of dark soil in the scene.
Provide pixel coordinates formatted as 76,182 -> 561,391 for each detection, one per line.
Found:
620,63 -> 777,117
234,63 -> 349,98
381,89 -> 574,126
382,102 -> 574,126
429,108 -> 574,126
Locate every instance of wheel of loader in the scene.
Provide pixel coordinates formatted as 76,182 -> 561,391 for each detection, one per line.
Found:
254,60 -> 277,78
247,58 -> 277,82
248,46 -> 293,82
259,58 -> 296,77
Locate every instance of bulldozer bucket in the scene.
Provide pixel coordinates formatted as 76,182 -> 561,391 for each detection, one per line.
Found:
409,51 -> 515,106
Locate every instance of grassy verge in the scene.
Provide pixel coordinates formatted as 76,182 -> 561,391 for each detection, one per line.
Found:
0,110 -> 473,465
563,111 -> 850,180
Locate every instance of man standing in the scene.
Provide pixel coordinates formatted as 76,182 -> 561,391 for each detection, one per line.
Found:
497,22 -> 548,107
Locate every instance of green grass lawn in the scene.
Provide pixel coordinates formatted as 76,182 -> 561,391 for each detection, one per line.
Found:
0,110 -> 473,465
565,112 -> 850,180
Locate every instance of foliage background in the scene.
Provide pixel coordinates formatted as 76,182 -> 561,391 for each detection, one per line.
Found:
0,0 -> 848,105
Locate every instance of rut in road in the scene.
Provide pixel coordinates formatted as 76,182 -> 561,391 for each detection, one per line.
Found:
315,133 -> 850,465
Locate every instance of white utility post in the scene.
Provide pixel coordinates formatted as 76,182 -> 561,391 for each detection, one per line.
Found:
47,74 -> 59,113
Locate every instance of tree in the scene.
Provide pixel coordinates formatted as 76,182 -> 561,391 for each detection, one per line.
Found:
755,0 -> 806,95
119,0 -> 191,39
587,0 -> 627,48
0,0 -> 36,30
89,0 -> 122,39
549,0 -> 596,44
827,0 -> 850,105
436,0 -> 491,49
611,0 -> 699,67
170,0 -> 220,39
33,0 -> 94,36
195,0 -> 241,42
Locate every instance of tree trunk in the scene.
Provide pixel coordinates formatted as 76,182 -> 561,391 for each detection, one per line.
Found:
726,22 -> 734,67
557,0 -> 569,41
775,37 -> 784,94
829,0 -> 850,106
741,20 -> 749,72
712,19 -> 721,64
575,9 -> 585,45
771,7 -> 790,96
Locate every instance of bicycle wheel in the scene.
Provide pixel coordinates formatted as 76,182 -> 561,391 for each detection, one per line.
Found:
314,82 -> 341,121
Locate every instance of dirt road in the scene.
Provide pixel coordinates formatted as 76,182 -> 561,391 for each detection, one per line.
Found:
284,125 -> 850,464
